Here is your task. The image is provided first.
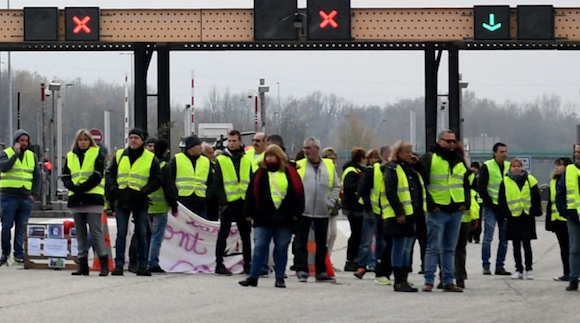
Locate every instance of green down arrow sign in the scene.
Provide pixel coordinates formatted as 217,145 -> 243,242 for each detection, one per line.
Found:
482,13 -> 502,31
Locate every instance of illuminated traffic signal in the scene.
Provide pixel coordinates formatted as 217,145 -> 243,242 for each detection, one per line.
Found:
473,6 -> 511,40
517,5 -> 554,40
254,0 -> 298,40
23,7 -> 59,41
65,7 -> 100,41
307,0 -> 351,41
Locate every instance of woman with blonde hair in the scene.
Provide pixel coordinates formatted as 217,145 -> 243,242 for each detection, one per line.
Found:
240,144 -> 305,288
381,140 -> 425,292
62,129 -> 108,276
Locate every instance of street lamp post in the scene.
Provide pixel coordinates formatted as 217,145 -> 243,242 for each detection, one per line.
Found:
48,82 -> 61,202
57,83 -> 73,189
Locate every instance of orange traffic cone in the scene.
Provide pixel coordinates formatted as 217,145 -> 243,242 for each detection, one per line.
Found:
90,212 -> 114,272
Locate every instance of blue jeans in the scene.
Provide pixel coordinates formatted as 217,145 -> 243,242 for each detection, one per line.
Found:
249,226 -> 293,280
424,210 -> 463,285
568,220 -> 580,280
1,195 -> 33,258
391,236 -> 413,267
356,211 -> 385,269
481,207 -> 508,270
115,204 -> 149,269
148,213 -> 168,268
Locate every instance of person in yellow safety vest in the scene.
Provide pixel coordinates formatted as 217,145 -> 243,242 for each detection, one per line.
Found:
295,137 -> 341,283
166,135 -> 213,219
451,143 -> 480,289
560,145 -> 580,291
468,161 -> 483,243
342,147 -> 367,272
239,145 -> 305,288
0,129 -> 41,266
147,139 -> 174,274
105,128 -> 162,277
546,157 -> 573,282
353,149 -> 384,279
382,140 -> 425,292
201,142 -> 215,162
478,142 -> 512,276
61,129 -> 108,276
421,130 -> 470,293
213,130 -> 253,276
498,158 -> 542,280
246,132 -> 266,173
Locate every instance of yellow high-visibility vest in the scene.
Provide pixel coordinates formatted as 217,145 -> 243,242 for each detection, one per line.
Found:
381,164 -> 426,219
341,166 -> 362,200
245,146 -> 265,173
504,174 -> 538,217
66,146 -> 104,196
428,153 -> 467,205
268,170 -> 288,210
175,153 -> 210,198
565,164 -> 580,217
550,178 -> 566,222
149,160 -> 169,213
0,148 -> 35,190
369,163 -> 383,215
462,173 -> 480,223
115,149 -> 154,191
296,158 -> 335,189
484,159 -> 510,205
217,153 -> 252,202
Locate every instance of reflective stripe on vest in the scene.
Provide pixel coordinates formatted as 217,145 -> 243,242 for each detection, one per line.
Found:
149,160 -> 169,213
550,178 -> 566,222
369,163 -> 382,215
67,146 -> 104,196
296,158 -> 335,189
175,153 -> 210,198
504,174 -> 538,217
0,148 -> 35,190
216,153 -> 252,202
115,149 -> 154,191
428,153 -> 467,205
268,171 -> 288,210
381,164 -> 427,219
484,159 -> 510,205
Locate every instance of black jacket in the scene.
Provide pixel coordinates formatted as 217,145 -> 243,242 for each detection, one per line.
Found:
384,161 -> 425,237
498,172 -> 542,240
341,161 -> 365,213
165,152 -> 214,214
358,166 -> 375,213
105,147 -> 162,210
62,147 -> 106,207
244,167 -> 305,228
421,144 -> 471,213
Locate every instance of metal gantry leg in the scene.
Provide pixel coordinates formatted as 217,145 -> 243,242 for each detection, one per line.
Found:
424,43 -> 439,149
157,45 -> 171,142
448,44 -> 461,141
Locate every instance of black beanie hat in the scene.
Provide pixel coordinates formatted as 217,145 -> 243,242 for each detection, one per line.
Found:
185,135 -> 202,149
129,128 -> 146,141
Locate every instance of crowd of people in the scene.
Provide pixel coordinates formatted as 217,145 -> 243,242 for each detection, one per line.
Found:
2,127 -> 580,292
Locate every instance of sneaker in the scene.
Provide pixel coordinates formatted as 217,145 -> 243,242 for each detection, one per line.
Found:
0,255 -> 7,266
13,257 -> 24,264
148,266 -> 166,273
554,275 -> 570,282
511,271 -> 524,280
297,271 -> 308,282
374,276 -> 392,285
315,273 -> 337,283
495,268 -> 512,276
215,266 -> 233,276
524,270 -> 534,280
354,268 -> 366,279
483,267 -> 492,275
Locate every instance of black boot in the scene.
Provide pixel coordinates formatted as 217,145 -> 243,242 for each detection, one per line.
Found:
239,277 -> 258,287
99,256 -> 109,276
393,268 -> 418,292
566,279 -> 578,291
71,257 -> 89,276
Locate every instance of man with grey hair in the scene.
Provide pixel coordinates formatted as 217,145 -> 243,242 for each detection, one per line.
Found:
201,142 -> 215,162
294,137 -> 341,282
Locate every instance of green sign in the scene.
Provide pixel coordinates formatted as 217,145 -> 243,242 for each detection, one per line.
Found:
482,13 -> 502,32
474,6 -> 511,40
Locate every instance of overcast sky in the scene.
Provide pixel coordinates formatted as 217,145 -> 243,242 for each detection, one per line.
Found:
4,0 -> 580,109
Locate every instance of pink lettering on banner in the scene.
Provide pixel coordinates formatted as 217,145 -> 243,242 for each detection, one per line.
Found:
165,225 -> 207,255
